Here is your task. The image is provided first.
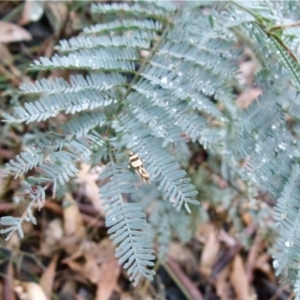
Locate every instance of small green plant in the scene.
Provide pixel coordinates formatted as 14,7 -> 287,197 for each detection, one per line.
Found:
2,1 -> 300,295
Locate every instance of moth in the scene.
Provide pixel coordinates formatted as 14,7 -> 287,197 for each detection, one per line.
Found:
129,152 -> 150,184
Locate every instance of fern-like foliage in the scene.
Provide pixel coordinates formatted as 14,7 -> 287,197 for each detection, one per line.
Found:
4,1 -> 230,285
4,0 -> 300,293
220,1 -> 300,293
99,157 -> 155,285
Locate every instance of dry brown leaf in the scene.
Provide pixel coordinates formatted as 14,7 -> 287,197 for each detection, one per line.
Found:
0,21 -> 32,43
0,44 -> 12,65
41,218 -> 63,256
96,258 -> 120,300
63,257 -> 96,283
76,163 -> 105,213
70,253 -> 101,284
63,238 -> 120,294
19,0 -> 44,25
254,253 -> 276,282
59,279 -> 76,300
40,254 -> 59,299
195,223 -> 212,243
27,282 -> 48,300
6,230 -> 20,251
168,242 -> 198,274
215,266 -> 231,300
218,229 -> 236,247
85,258 -> 102,284
199,226 -> 220,277
97,238 -> 116,261
3,263 -> 14,300
236,48 -> 260,86
14,281 -> 48,300
45,2 -> 68,34
236,88 -> 262,109
63,193 -> 85,238
120,293 -> 134,300
242,212 -> 253,226
230,255 -> 251,300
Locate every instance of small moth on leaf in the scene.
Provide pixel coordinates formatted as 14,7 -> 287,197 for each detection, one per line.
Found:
129,152 -> 150,184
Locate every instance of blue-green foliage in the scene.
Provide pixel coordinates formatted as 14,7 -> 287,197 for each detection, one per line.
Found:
100,158 -> 155,285
3,0 -> 300,293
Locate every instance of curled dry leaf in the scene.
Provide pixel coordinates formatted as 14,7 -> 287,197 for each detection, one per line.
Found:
254,253 -> 276,282
215,266 -> 231,300
76,163 -> 105,214
26,282 -> 48,300
199,225 -> 220,277
63,193 -> 85,238
96,256 -> 120,300
230,255 -> 252,300
14,281 -> 47,300
168,242 -> 198,275
6,227 -> 20,251
66,250 -> 101,284
236,48 -> 260,87
41,218 -> 63,256
0,21 -> 32,43
0,44 -> 12,65
236,88 -> 262,110
40,254 -> 59,298
19,0 -> 44,25
45,2 -> 68,34
120,293 -> 133,300
96,238 -> 121,300
218,229 -> 237,247
59,280 -> 76,300
63,238 -> 120,298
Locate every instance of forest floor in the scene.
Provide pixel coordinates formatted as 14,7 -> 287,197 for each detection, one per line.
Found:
0,1 -> 293,300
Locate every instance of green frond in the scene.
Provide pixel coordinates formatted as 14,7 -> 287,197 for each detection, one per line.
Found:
294,267 -> 300,300
130,82 -> 219,149
148,201 -> 172,261
5,0 -> 300,293
20,73 -> 127,94
56,31 -> 154,53
91,2 -> 175,20
231,1 -> 283,23
100,161 -> 155,286
160,42 -> 237,78
30,49 -> 137,72
140,61 -> 232,106
268,35 -> 300,89
83,19 -> 162,35
130,104 -> 182,148
274,165 -> 300,229
273,210 -> 300,281
133,77 -> 223,120
5,152 -> 44,178
157,215 -> 171,261
61,112 -> 106,140
114,113 -> 199,212
38,151 -> 79,193
3,89 -> 115,124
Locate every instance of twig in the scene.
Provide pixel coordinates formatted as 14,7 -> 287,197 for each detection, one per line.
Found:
270,21 -> 300,32
246,234 -> 263,282
43,200 -> 104,228
3,261 -> 15,300
163,259 -> 204,300
210,223 -> 257,280
140,259 -> 161,296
